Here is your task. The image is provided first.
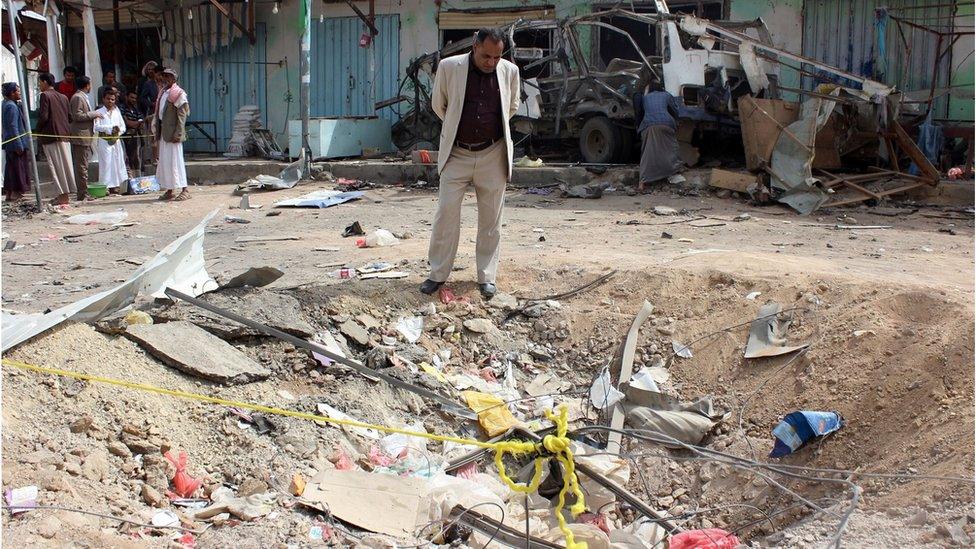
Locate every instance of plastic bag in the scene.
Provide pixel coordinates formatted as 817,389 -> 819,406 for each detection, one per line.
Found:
164,450 -> 203,498
669,529 -> 740,549
356,229 -> 398,248
65,210 -> 128,225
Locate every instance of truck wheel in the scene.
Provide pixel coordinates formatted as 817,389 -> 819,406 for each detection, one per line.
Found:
579,116 -> 620,164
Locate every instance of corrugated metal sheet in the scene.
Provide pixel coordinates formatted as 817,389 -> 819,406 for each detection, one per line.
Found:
802,0 -> 956,116
310,15 -> 400,121
439,8 -> 556,29
180,23 -> 268,153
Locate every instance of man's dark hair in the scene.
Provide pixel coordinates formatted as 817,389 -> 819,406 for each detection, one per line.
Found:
127,89 -> 137,97
63,66 -> 77,76
475,28 -> 505,45
649,79 -> 664,92
105,71 -> 115,79
40,73 -> 56,86
75,75 -> 91,88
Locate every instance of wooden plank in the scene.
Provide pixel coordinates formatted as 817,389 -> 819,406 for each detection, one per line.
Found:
891,123 -> 940,184
709,168 -> 756,193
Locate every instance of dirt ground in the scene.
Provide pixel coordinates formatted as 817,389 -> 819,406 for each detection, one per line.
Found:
1,176 -> 974,548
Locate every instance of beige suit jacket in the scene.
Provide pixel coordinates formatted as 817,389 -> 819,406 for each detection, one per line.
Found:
431,53 -> 520,181
68,91 -> 98,146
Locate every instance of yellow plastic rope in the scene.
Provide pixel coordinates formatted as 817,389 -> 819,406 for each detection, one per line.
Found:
1,358 -> 587,547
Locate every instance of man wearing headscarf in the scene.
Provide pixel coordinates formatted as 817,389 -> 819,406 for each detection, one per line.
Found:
154,68 -> 190,201
2,82 -> 32,201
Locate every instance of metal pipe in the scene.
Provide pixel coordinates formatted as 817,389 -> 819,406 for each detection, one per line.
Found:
112,0 -> 121,77
300,0 -> 311,174
5,0 -> 44,210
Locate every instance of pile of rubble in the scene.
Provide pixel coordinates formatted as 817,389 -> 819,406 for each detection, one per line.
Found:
1,212 -> 973,548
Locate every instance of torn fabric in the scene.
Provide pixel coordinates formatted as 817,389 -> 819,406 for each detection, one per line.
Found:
1,210 -> 219,352
620,384 -> 725,447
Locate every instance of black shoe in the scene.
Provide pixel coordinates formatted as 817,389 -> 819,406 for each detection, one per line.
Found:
479,283 -> 497,299
420,279 -> 444,295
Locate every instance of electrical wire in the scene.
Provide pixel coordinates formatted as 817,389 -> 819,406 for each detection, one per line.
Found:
407,501 -> 506,549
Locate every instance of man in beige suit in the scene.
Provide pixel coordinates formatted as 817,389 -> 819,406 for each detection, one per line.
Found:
421,28 -> 521,300
69,75 -> 103,201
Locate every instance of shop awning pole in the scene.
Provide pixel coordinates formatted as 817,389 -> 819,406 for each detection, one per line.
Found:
5,0 -> 44,210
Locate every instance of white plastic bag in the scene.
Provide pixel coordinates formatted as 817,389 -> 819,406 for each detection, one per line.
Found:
65,210 -> 128,225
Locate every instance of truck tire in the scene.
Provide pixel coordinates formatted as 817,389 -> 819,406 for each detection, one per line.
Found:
579,116 -> 621,164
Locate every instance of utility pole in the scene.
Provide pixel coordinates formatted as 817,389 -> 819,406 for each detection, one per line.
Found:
299,0 -> 310,175
5,0 -> 44,210
112,0 -> 120,77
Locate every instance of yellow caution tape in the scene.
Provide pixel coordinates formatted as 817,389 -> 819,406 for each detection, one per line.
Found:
1,357 -> 588,549
2,131 -> 153,145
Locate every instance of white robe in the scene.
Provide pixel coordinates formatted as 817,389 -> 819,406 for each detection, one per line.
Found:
155,87 -> 188,190
93,106 -> 127,189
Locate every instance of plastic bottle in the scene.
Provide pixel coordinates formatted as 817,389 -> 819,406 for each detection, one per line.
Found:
328,268 -> 356,279
356,229 -> 399,248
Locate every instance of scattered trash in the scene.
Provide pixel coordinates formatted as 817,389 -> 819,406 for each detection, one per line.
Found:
652,206 -> 678,216
356,229 -> 399,248
317,403 -> 380,439
151,509 -> 181,528
164,450 -> 204,498
359,270 -> 409,280
561,181 -> 607,199
524,187 -> 554,195
515,156 -> 544,167
124,310 -> 153,325
275,190 -> 364,208
769,410 -> 844,457
852,329 -> 876,338
5,485 -> 38,514
290,473 -> 307,496
329,267 -> 356,279
661,231 -> 673,239
745,291 -> 762,300
128,175 -> 159,194
218,266 -> 285,290
65,210 -> 128,225
462,390 -> 520,436
195,486 -> 277,521
743,303 -> 809,359
670,528 -> 741,549
395,316 -> 424,343
439,287 -> 470,305
342,221 -> 365,237
672,341 -> 693,359
234,235 -> 301,243
589,367 -> 625,410
236,152 -> 304,192
224,215 -> 251,224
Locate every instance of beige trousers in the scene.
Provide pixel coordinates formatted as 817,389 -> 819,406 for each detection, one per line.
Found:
428,141 -> 508,284
42,141 -> 76,196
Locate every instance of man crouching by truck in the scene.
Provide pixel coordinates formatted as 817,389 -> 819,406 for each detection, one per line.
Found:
634,80 -> 684,192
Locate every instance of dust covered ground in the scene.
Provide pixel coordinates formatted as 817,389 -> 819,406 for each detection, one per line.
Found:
1,177 -> 973,548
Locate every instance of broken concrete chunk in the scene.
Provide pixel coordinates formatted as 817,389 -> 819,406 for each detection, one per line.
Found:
125,321 -> 271,384
462,318 -> 494,334
339,320 -> 371,346
652,206 -> 678,216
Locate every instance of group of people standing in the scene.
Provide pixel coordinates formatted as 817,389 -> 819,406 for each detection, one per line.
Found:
2,61 -> 191,204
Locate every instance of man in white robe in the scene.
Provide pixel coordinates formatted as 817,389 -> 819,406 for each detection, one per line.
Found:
154,68 -> 190,201
93,90 -> 128,194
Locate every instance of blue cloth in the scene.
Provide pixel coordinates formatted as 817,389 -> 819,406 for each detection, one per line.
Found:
2,99 -> 29,152
909,112 -> 943,176
769,411 -> 843,457
637,91 -> 681,133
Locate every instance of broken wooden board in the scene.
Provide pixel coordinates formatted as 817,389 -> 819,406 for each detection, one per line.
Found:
153,287 -> 315,339
125,321 -> 270,383
299,470 -> 429,537
709,168 -> 756,193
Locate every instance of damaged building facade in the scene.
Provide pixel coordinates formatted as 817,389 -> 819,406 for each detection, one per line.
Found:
3,0 -> 972,163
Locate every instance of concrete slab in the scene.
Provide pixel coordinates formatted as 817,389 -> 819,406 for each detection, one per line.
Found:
153,287 -> 316,340
125,320 -> 271,383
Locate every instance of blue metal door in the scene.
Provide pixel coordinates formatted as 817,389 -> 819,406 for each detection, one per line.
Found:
180,23 -> 268,152
311,15 -> 400,122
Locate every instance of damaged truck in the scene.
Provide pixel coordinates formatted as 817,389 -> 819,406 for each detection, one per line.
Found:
388,6 -> 789,164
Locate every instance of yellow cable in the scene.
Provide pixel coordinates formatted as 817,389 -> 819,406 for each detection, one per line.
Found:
1,358 -> 588,547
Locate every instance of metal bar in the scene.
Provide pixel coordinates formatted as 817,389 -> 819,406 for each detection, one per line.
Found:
300,0 -> 310,174
112,0 -> 121,76
5,0 -> 43,210
819,169 -> 882,199
342,0 -> 378,35
163,288 -> 477,420
824,182 -> 924,208
208,0 -> 254,43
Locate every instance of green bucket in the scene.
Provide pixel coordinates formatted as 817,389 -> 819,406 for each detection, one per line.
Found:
87,184 -> 108,198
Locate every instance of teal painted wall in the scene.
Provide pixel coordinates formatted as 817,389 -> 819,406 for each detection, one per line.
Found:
948,1 -> 974,121
729,0 -> 804,100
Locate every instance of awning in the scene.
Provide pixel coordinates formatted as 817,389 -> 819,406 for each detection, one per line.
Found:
438,7 -> 555,30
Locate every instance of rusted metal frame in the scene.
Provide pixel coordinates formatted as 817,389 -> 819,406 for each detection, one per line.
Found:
866,166 -> 938,182
926,33 -> 961,107
890,121 -> 941,183
575,20 -> 656,77
824,181 -> 925,208
739,96 -> 812,153
888,14 -> 971,37
208,0 -> 254,44
818,169 -> 882,199
894,19 -> 913,90
695,18 -> 885,89
342,0 -> 378,35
